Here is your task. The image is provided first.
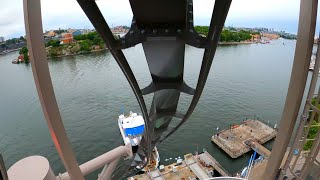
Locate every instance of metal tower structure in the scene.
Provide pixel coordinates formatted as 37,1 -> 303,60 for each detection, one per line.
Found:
264,0 -> 320,179
21,0 -> 232,179
75,0 -> 232,177
0,0 -> 315,179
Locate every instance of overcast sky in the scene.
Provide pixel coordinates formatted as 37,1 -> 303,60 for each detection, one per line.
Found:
0,0 -> 317,39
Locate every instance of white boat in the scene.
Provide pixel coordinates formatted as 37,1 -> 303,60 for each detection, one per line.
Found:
118,111 -> 160,171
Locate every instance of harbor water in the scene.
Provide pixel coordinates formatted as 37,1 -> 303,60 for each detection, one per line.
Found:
0,39 -> 300,179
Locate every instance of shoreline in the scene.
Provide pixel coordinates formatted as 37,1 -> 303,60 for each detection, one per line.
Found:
218,41 -> 256,45
8,38 -> 289,60
0,48 -> 21,55
47,48 -> 107,59
50,41 -> 257,59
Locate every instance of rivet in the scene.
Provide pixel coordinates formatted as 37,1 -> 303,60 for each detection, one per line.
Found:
141,29 -> 145,34
153,29 -> 157,33
130,31 -> 134,34
165,29 -> 169,33
177,29 -> 181,33
189,29 -> 194,33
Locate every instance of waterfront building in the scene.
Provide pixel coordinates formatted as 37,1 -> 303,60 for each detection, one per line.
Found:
72,30 -> 82,36
261,32 -> 280,40
81,29 -> 90,34
60,33 -> 73,44
250,34 -> 261,41
67,28 -> 76,34
45,31 -> 56,38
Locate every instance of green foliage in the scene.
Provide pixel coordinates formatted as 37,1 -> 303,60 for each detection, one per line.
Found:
19,36 -> 26,42
5,38 -> 21,45
19,47 -> 28,54
48,46 -> 64,58
303,121 -> 319,150
194,26 -> 253,42
79,40 -> 92,52
47,31 -> 106,58
53,29 -> 67,34
74,32 -> 103,46
19,47 -> 29,63
194,26 -> 209,36
280,34 -> 296,40
304,97 -> 320,150
46,40 -> 60,47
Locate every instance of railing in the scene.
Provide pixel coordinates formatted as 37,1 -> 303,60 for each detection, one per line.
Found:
0,153 -> 8,180
281,9 -> 320,179
58,145 -> 131,180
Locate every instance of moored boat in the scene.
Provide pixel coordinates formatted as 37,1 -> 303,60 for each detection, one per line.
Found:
118,111 -> 160,171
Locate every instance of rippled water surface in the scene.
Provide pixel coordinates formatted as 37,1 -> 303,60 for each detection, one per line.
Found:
0,39 -> 299,179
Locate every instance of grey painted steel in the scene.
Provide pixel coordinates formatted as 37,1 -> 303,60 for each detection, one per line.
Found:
264,0 -> 318,179
75,2 -> 153,179
59,145 -> 131,180
99,157 -> 121,180
76,0 -> 152,173
159,0 -> 233,142
76,0 -> 232,178
0,153 -> 8,180
283,34 -> 320,178
23,0 -> 84,179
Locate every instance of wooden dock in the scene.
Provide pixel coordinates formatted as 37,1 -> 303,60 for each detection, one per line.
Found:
211,119 -> 277,158
128,151 -> 231,180
244,139 -> 271,157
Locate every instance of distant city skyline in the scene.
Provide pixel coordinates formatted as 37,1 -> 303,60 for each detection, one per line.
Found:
1,0 -> 319,39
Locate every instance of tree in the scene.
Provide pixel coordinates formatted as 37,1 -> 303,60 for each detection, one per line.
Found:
54,29 -> 67,34
19,47 -> 29,64
0,44 -> 6,48
194,26 -> 253,42
79,40 -> 91,52
19,36 -> 26,42
46,40 -> 60,47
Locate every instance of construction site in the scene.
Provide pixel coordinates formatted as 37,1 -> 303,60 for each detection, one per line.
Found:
211,119 -> 277,158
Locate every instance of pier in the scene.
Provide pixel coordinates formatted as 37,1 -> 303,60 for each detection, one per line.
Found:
211,119 -> 277,158
128,151 -> 230,180
244,139 -> 271,157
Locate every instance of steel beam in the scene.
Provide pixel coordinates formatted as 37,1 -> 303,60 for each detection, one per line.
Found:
23,0 -> 84,179
76,0 -> 232,178
59,145 -> 130,180
159,0 -> 232,142
0,153 -> 8,180
264,0 -> 318,179
283,39 -> 320,176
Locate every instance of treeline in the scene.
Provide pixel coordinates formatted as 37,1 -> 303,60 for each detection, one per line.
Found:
46,32 -> 104,49
1,36 -> 26,49
73,31 -> 104,51
194,26 -> 254,42
279,34 -> 296,40
45,31 -> 106,58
